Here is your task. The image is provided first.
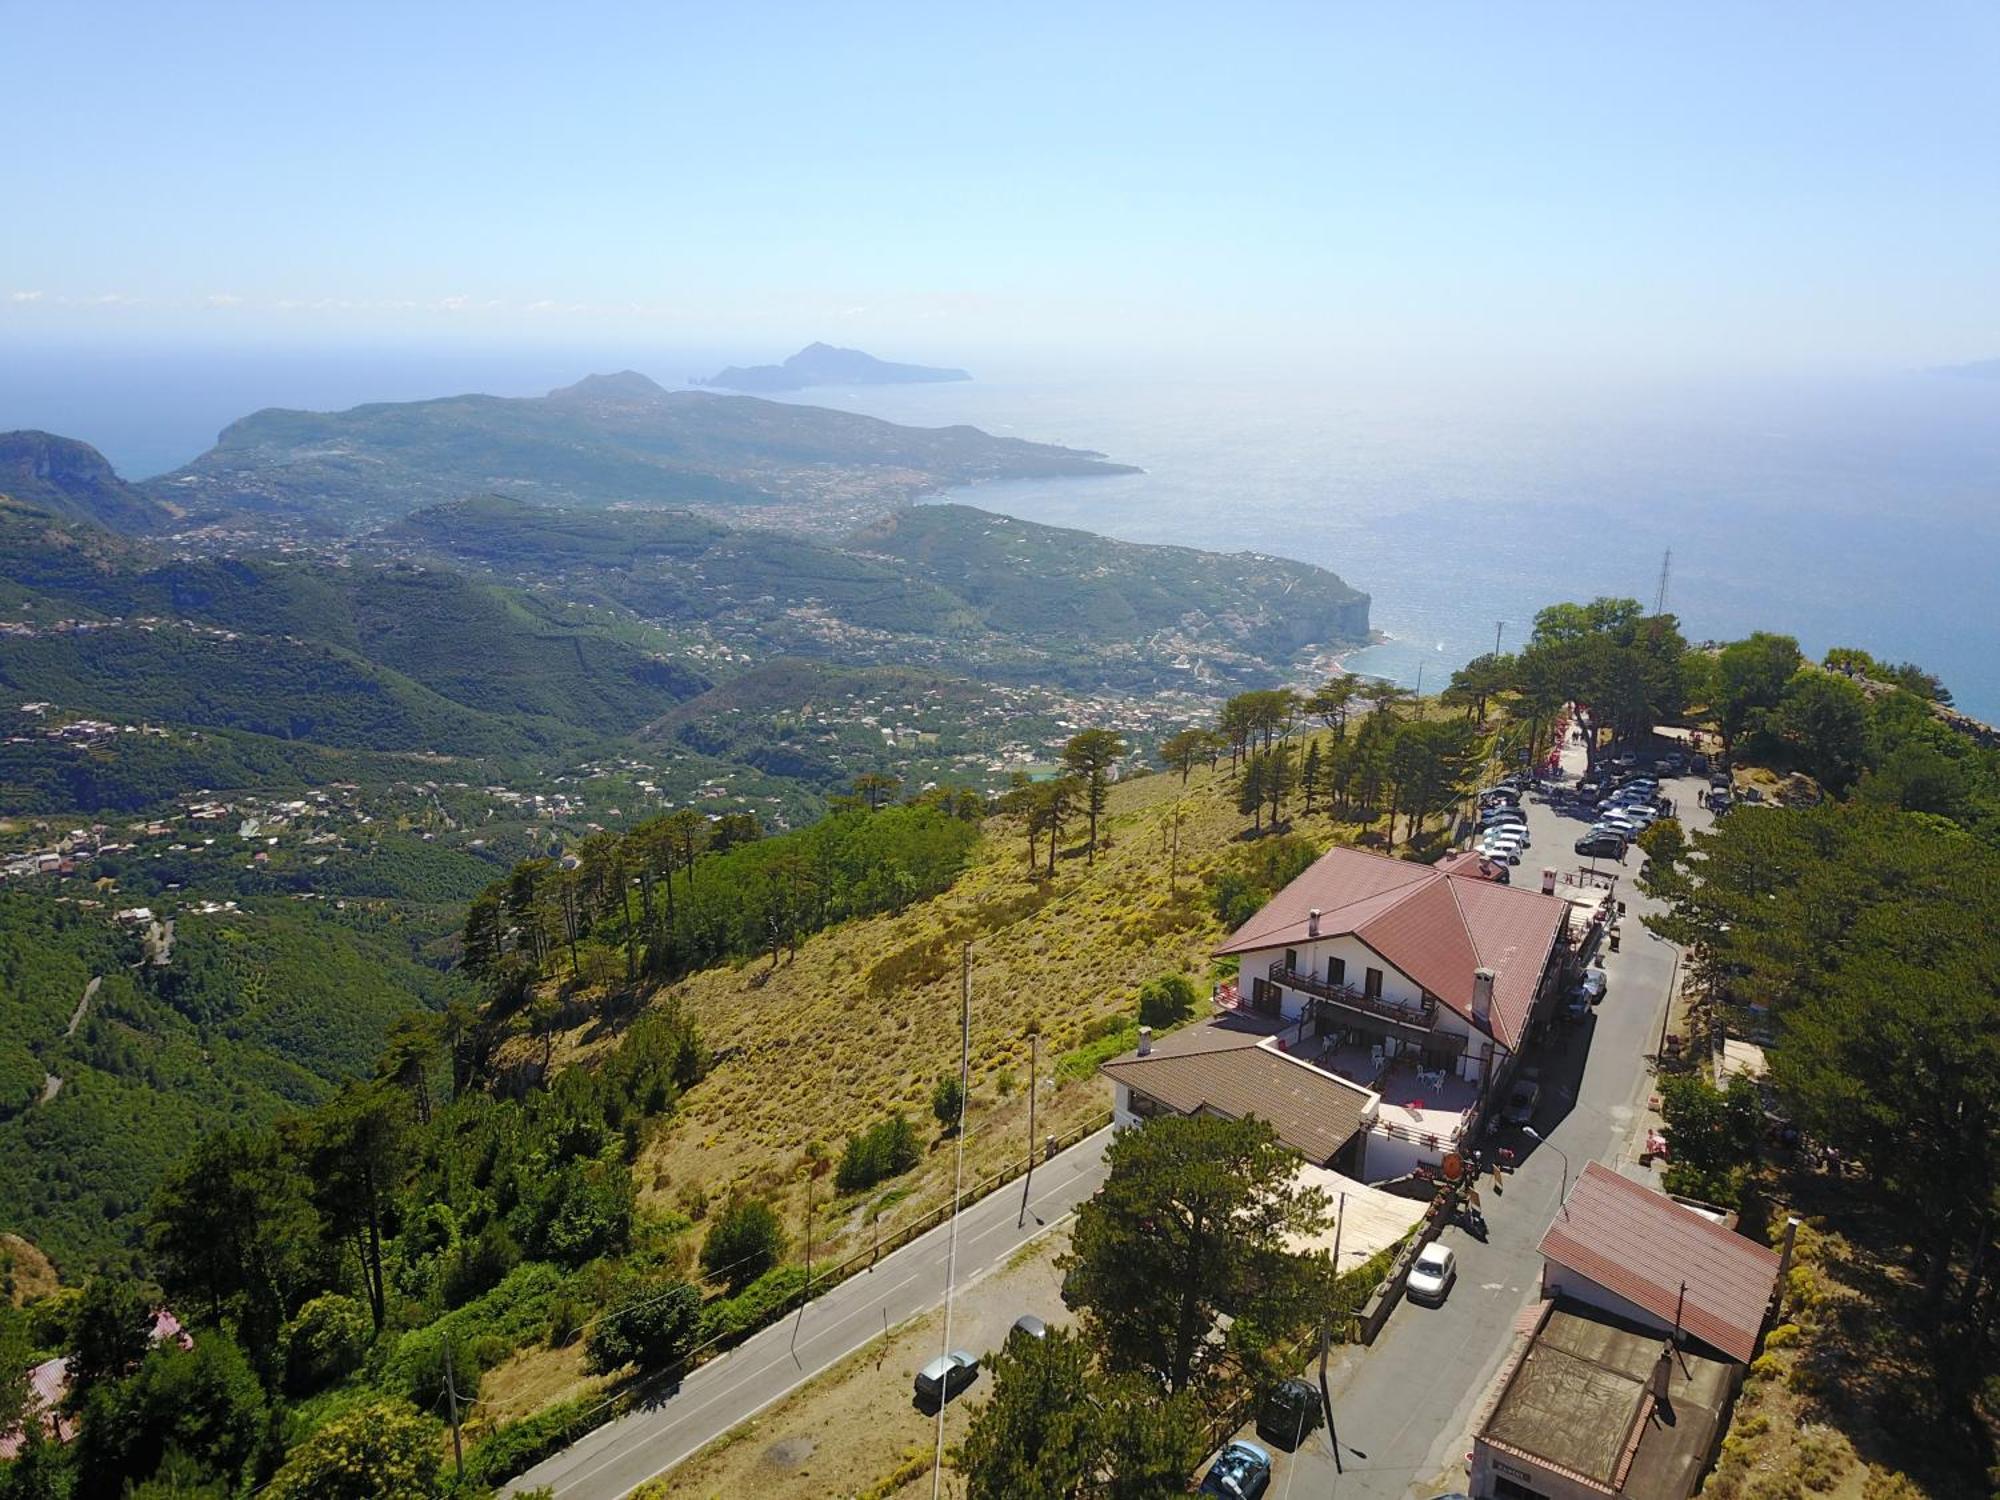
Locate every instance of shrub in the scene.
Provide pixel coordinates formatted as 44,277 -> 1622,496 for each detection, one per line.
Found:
463,1396 -> 599,1488
1136,973 -> 1199,1028
699,1198 -> 788,1293
695,1264 -> 811,1346
443,1220 -> 521,1307
264,1398 -> 442,1499
281,1293 -> 373,1396
836,1113 -> 921,1193
585,1277 -> 700,1375
931,1073 -> 965,1132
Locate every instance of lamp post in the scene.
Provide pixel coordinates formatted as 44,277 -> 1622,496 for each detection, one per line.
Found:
1522,1125 -> 1571,1216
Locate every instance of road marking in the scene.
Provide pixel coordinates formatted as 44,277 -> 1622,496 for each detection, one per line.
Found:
530,1155 -> 1104,1498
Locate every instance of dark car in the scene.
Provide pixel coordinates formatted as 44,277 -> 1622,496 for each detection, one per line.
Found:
1503,1072 -> 1541,1125
1200,1440 -> 1273,1498
913,1350 -> 979,1410
1256,1378 -> 1324,1449
1007,1314 -> 1047,1347
1578,970 -> 1608,1004
1575,831 -> 1626,858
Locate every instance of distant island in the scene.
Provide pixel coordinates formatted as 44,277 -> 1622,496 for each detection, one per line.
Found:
701,342 -> 971,393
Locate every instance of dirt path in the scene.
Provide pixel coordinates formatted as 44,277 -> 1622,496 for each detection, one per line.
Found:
66,975 -> 100,1037
38,1073 -> 61,1103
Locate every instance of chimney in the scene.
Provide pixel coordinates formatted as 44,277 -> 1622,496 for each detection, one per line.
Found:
1541,866 -> 1558,896
1650,1344 -> 1675,1403
1471,967 -> 1495,1029
1307,907 -> 1321,938
1137,1026 -> 1153,1057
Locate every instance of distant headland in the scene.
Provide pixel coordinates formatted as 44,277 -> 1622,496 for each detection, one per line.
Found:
700,342 -> 971,393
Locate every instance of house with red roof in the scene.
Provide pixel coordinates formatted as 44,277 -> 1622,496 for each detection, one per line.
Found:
1102,845 -> 1581,1181
1211,845 -> 1578,1161
1537,1163 -> 1785,1365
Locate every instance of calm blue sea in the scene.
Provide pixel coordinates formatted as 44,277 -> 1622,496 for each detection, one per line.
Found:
4,350 -> 1995,720
780,373 -> 2000,723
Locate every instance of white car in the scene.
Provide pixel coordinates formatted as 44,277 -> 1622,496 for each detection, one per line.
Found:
1407,1242 -> 1457,1304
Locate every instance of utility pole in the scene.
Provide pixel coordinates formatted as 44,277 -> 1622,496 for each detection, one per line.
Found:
1319,1191 -> 1346,1474
1019,1028 -> 1040,1227
443,1340 -> 465,1482
1655,548 -> 1672,616
1494,619 -> 1506,658
933,943 -> 973,1500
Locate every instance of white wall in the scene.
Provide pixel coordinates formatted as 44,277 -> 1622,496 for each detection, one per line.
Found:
1470,1441 -> 1600,1500
1541,1261 -> 1677,1341
1241,938 -> 1424,1021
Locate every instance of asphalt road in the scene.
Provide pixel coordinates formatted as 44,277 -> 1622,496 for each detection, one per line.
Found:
505,1127 -> 1113,1498
1250,745 -> 1718,1500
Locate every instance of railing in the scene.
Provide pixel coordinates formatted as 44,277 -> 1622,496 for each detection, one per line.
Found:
1269,960 -> 1437,1028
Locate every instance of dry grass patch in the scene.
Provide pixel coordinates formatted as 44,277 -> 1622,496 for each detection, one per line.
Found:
0,1233 -> 59,1305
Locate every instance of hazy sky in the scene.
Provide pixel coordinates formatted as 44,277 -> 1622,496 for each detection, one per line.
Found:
8,1 -> 1999,369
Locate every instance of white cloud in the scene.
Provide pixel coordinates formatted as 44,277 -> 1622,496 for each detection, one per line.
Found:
8,290 -> 44,303
204,292 -> 245,307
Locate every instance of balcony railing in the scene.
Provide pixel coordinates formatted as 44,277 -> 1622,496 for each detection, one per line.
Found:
1267,960 -> 1438,1030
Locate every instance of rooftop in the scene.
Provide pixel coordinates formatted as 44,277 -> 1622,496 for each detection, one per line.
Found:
1540,1163 -> 1782,1364
1213,844 -> 1571,1048
1100,1014 -> 1376,1164
1480,1300 -> 1735,1500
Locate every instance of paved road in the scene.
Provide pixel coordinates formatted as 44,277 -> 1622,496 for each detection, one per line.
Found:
506,1127 -> 1113,1498
1252,747 -> 1718,1499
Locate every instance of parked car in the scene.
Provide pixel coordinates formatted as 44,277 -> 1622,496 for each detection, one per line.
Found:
1257,1378 -> 1324,1449
1480,786 -> 1522,806
1200,1439 -> 1273,1497
1564,992 -> 1592,1022
1578,970 -> 1607,1003
914,1350 -> 980,1410
1406,1242 -> 1458,1305
1575,831 -> 1626,857
1479,806 -> 1526,826
1008,1314 -> 1047,1347
1504,1071 -> 1541,1125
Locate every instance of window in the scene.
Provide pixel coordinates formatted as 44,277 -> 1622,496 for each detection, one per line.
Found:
1364,967 -> 1384,998
1494,1477 -> 1552,1500
1284,948 -> 1298,974
1327,956 -> 1346,987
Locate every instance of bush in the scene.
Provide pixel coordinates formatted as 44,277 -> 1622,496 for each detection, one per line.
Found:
836,1113 -> 921,1193
442,1220 -> 521,1307
695,1264 -> 810,1346
930,1074 -> 965,1132
585,1277 -> 700,1376
463,1396 -> 599,1488
1136,973 -> 1199,1029
699,1198 -> 788,1293
281,1293 -> 373,1396
264,1398 -> 442,1499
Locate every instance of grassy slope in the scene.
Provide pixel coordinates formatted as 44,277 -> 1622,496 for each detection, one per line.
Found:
628,752 -> 1317,1257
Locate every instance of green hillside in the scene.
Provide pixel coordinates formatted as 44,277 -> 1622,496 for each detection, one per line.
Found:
146,371 -> 1135,531
0,430 -> 172,533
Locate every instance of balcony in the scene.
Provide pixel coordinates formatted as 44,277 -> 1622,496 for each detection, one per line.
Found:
1267,960 -> 1459,1050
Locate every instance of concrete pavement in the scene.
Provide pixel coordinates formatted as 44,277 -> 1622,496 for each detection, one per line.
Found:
1250,748 -> 1717,1499
504,1126 -> 1112,1498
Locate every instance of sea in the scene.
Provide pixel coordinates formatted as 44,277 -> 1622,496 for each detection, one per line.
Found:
4,349 -> 1997,721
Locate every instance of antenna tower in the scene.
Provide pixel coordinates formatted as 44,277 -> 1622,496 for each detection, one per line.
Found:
1654,548 -> 1672,615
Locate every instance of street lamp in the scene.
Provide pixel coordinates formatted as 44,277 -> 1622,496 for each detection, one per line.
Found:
1522,1125 -> 1571,1216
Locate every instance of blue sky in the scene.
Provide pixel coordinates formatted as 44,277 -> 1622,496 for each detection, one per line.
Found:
7,1 -> 1999,368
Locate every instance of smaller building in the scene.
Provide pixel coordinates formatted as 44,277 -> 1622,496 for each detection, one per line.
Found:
1472,1299 -> 1737,1500
1538,1163 -> 1783,1365
1099,1010 -> 1376,1175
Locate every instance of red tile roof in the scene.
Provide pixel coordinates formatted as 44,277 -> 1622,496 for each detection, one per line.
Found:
1213,845 -> 1568,1048
1538,1162 -> 1781,1364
